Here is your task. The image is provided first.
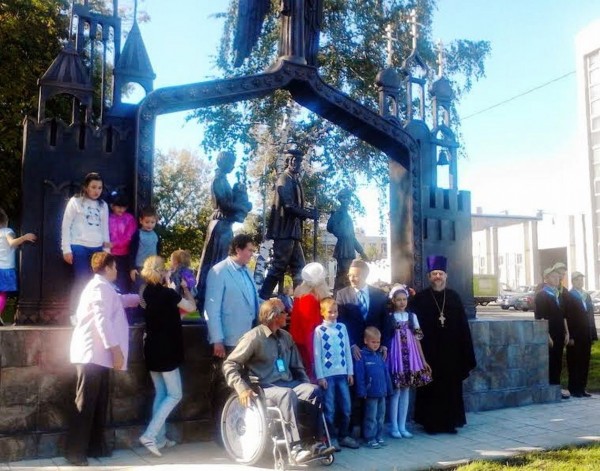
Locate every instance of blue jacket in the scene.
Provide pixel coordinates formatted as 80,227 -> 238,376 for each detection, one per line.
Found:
354,348 -> 393,398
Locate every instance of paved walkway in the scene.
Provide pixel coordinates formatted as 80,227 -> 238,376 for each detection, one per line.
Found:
6,396 -> 600,471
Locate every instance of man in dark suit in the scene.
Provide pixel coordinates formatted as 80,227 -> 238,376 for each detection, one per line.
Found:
259,148 -> 318,299
335,259 -> 389,439
335,259 -> 389,360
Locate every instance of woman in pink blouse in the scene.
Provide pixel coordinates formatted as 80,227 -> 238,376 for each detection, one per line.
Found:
65,252 -> 139,467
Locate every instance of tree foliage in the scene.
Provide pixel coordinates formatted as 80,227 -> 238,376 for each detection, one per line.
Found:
191,0 -> 491,221
153,148 -> 214,262
0,0 -> 69,220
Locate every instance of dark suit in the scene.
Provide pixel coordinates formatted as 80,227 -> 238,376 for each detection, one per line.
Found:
335,285 -> 390,348
335,284 -> 389,436
534,287 -> 566,385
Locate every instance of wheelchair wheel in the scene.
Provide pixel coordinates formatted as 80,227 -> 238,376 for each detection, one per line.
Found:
220,392 -> 269,465
320,453 -> 335,466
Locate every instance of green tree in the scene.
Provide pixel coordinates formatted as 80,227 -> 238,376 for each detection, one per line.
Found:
192,0 -> 491,219
153,148 -> 214,263
0,0 -> 147,221
0,0 -> 69,220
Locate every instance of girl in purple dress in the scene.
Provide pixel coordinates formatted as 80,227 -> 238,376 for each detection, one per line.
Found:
386,285 -> 432,438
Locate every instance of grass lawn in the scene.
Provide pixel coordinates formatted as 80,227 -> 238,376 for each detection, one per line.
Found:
561,340 -> 600,392
585,340 -> 600,392
455,444 -> 600,470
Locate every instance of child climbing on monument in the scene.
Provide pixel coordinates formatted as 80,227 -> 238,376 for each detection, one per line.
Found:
61,172 -> 110,319
0,208 -> 36,325
386,284 -> 431,439
108,192 -> 136,294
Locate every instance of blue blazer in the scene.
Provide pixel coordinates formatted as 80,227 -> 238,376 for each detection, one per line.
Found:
204,258 -> 259,347
335,285 -> 390,349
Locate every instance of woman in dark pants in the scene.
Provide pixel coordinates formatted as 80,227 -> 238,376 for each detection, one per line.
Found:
65,252 -> 139,466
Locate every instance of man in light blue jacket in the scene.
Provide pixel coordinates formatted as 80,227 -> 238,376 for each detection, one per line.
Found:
204,233 -> 259,358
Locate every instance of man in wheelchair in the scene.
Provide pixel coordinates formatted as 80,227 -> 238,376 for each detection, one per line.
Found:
223,299 -> 335,464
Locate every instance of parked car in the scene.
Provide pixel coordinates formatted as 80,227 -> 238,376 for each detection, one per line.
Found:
499,286 -> 536,310
589,290 -> 600,314
514,293 -> 535,311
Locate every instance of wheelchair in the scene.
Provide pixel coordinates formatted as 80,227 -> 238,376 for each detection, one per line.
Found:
220,383 -> 335,470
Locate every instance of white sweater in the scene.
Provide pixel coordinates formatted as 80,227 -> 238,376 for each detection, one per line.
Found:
313,321 -> 354,380
61,196 -> 110,254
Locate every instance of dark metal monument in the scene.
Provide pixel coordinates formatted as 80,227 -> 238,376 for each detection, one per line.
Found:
17,0 -> 475,323
327,188 -> 369,290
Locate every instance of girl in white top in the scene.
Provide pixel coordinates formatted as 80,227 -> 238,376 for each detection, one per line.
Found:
0,208 -> 36,324
386,284 -> 432,438
61,172 -> 110,281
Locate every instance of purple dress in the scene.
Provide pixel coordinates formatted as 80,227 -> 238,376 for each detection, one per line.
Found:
387,311 -> 432,389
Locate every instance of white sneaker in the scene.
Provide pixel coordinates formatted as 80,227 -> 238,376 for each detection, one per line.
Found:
139,436 -> 162,457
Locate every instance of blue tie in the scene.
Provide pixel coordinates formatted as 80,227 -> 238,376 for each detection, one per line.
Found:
358,290 -> 368,319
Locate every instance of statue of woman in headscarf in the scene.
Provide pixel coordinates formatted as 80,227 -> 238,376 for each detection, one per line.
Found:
196,151 -> 252,310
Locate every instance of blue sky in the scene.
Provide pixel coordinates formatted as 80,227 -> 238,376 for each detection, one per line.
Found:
134,0 -> 600,231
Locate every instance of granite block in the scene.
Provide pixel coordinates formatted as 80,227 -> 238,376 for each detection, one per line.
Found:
0,405 -> 37,434
37,432 -> 66,458
0,330 -> 42,367
0,366 -> 41,406
39,328 -> 72,372
0,434 -> 36,462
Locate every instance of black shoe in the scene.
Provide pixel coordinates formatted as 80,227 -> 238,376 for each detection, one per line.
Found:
583,391 -> 593,397
571,392 -> 584,398
66,456 -> 89,466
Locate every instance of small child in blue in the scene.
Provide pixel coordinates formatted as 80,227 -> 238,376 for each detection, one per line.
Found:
354,326 -> 393,449
129,207 -> 161,286
0,208 -> 36,325
313,298 -> 360,451
128,207 -> 161,324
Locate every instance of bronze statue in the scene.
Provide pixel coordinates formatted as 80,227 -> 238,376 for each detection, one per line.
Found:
327,188 -> 368,290
258,149 -> 318,299
196,151 -> 252,310
233,0 -> 323,67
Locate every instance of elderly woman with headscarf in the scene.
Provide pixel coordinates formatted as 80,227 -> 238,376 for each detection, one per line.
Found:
289,262 -> 330,382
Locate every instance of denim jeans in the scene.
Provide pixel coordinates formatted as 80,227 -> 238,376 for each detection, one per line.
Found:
321,375 -> 351,439
71,245 -> 102,280
363,397 -> 385,441
142,368 -> 183,444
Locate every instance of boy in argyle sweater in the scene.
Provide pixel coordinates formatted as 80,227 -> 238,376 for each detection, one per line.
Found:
313,298 -> 359,450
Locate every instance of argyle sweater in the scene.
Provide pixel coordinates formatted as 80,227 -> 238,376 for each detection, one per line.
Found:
313,321 -> 354,380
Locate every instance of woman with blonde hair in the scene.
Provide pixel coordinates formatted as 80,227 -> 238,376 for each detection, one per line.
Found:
289,262 -> 330,381
138,256 -> 196,457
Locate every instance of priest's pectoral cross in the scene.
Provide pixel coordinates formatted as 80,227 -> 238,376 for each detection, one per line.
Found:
439,312 -> 446,327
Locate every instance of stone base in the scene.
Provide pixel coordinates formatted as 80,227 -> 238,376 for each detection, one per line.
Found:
464,318 -> 561,411
0,323 -> 214,462
0,318 -> 562,461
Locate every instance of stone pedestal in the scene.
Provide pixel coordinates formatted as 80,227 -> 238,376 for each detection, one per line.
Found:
464,318 -> 561,411
0,318 -> 562,461
0,324 -> 213,462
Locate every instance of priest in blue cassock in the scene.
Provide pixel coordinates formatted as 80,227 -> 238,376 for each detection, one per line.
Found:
409,255 -> 476,435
